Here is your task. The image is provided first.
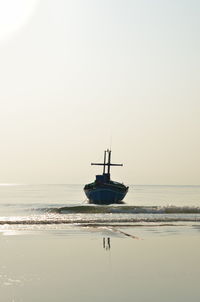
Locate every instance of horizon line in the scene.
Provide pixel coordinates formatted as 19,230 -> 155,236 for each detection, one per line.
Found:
0,183 -> 199,187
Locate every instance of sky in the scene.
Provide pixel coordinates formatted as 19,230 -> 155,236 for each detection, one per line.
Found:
0,0 -> 199,185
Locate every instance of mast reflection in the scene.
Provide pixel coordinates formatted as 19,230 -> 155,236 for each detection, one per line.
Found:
103,237 -> 111,250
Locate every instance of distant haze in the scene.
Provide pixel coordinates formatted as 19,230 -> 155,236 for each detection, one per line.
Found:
0,0 -> 199,185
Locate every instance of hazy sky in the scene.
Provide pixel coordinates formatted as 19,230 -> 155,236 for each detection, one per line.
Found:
0,0 -> 199,185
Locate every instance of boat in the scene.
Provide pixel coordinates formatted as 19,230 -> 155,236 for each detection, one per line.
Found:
84,149 -> 129,204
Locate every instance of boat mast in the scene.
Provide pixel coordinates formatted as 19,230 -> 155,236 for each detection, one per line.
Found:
103,150 -> 106,174
91,149 -> 123,175
107,150 -> 111,174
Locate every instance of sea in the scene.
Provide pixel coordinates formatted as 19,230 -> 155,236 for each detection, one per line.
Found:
1,184 -> 200,302
0,184 -> 200,233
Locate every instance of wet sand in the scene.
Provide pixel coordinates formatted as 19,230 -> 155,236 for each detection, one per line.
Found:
0,226 -> 200,302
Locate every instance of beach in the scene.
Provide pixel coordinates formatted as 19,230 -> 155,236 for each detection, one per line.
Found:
1,226 -> 200,302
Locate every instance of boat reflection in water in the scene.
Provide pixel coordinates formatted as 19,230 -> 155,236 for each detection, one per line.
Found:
84,149 -> 129,205
103,237 -> 111,251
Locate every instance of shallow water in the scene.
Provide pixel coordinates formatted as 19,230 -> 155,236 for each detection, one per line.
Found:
1,229 -> 200,302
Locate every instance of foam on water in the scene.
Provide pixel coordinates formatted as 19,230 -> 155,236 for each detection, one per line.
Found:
40,205 -> 200,214
0,210 -> 200,226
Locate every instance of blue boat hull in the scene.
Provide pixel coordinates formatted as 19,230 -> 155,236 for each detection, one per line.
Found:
84,186 -> 128,205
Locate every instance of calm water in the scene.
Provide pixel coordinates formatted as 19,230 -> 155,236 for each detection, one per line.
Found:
0,184 -> 200,229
